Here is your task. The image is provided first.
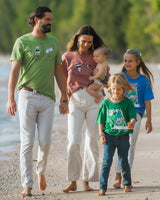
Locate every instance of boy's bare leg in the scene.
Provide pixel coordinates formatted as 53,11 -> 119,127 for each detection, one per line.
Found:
39,174 -> 47,191
124,186 -> 132,193
113,172 -> 122,189
97,190 -> 105,196
61,181 -> 77,193
19,187 -> 32,197
83,181 -> 94,191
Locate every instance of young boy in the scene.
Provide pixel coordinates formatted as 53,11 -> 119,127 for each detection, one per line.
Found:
96,73 -> 136,196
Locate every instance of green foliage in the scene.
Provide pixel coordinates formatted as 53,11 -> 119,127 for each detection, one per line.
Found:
90,0 -> 131,60
55,0 -> 93,51
0,0 -> 160,61
0,0 -> 18,53
125,0 -> 155,60
145,0 -> 160,46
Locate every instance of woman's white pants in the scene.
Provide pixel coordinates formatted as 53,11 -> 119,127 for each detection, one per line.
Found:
67,88 -> 102,181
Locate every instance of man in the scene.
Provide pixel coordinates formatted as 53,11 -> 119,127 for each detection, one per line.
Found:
7,6 -> 68,197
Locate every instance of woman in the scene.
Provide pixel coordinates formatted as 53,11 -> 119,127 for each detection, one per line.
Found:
61,25 -> 109,193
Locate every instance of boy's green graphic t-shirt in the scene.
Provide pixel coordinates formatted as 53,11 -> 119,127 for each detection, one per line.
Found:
96,97 -> 136,136
11,33 -> 61,100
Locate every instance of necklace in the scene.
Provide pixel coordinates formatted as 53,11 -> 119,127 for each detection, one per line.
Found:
110,96 -> 124,103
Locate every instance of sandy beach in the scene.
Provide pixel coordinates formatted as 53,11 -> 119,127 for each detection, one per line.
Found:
0,64 -> 160,200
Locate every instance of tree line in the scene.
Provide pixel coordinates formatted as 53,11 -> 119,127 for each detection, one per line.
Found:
1,0 -> 160,62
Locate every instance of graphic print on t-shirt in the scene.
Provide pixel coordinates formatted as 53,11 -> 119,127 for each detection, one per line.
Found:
35,46 -> 40,55
108,109 -> 128,130
127,83 -> 140,108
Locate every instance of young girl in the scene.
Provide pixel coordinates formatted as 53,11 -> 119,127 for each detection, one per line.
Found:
96,73 -> 136,196
87,47 -> 110,103
113,49 -> 154,189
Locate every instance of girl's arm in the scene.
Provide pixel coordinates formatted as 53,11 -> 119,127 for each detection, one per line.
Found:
99,124 -> 106,145
145,100 -> 152,133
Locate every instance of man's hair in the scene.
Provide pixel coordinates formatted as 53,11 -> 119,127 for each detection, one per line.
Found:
28,6 -> 52,28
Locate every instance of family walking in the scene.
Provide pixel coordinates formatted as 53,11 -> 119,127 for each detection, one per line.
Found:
7,6 -> 154,197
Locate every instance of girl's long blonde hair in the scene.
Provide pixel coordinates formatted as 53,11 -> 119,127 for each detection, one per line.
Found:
108,73 -> 134,95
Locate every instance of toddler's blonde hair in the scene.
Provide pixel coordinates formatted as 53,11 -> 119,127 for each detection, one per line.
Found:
108,73 -> 134,95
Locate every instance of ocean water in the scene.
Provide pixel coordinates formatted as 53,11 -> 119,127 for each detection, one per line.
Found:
0,64 -> 20,155
0,63 -> 67,157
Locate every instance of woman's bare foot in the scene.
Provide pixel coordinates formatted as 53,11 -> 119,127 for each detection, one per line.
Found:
113,180 -> 121,189
97,189 -> 105,196
113,172 -> 121,189
19,187 -> 32,197
83,181 -> 94,191
38,174 -> 47,191
61,181 -> 77,193
124,186 -> 132,193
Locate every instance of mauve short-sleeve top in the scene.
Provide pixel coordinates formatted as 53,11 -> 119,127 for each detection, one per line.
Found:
62,51 -> 96,96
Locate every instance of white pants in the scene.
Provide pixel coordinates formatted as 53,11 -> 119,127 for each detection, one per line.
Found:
114,114 -> 142,173
67,88 -> 102,181
18,89 -> 55,188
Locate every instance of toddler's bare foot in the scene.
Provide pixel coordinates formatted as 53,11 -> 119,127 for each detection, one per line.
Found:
19,187 -> 32,197
83,181 -> 94,191
61,181 -> 77,193
97,189 -> 105,196
124,186 -> 132,193
38,174 -> 47,191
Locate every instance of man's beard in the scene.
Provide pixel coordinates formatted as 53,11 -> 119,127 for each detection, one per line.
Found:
40,24 -> 51,33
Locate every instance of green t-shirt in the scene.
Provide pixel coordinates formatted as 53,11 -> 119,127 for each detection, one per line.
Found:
11,33 -> 61,100
96,97 -> 136,136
